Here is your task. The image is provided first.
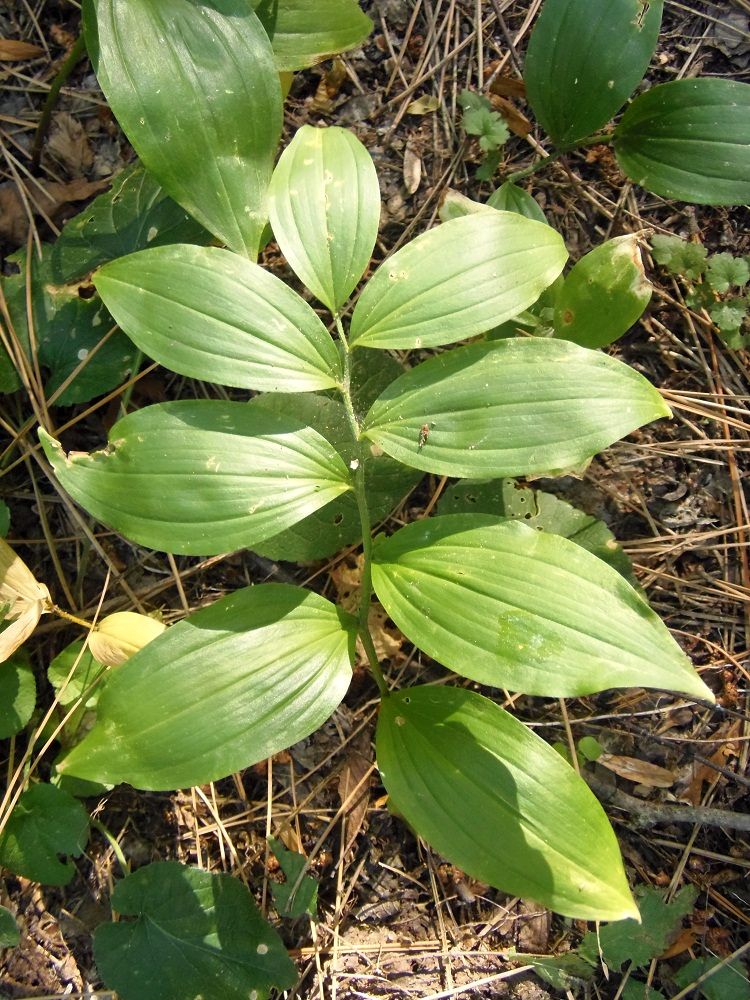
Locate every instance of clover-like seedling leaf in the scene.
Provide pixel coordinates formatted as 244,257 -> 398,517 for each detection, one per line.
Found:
459,90 -> 509,151
268,837 -> 318,919
579,884 -> 697,970
673,956 -> 750,1000
94,861 -> 296,1000
650,235 -> 707,279
706,253 -> 750,294
710,301 -> 749,348
0,783 -> 89,886
0,905 -> 19,949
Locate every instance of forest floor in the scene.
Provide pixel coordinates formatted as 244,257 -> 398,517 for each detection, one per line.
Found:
0,0 -> 749,998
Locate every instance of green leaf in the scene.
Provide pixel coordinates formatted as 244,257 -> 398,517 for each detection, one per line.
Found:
620,983 -> 666,1000
0,783 -> 89,886
40,401 -> 352,556
0,502 -> 9,537
361,338 -> 670,478
94,245 -> 342,392
525,952 -> 597,990
85,0 -> 282,257
249,393 -> 421,562
674,956 -> 750,1000
577,736 -> 604,762
710,301 -> 748,347
377,686 -> 638,921
650,234 -> 707,279
372,515 -> 712,699
487,181 -> 548,225
252,0 -> 372,71
268,126 -> 380,312
47,162 -> 211,284
580,885 -> 697,970
554,235 -> 653,349
93,861 -> 296,1000
436,477 -> 639,587
437,189 -> 493,222
706,253 -> 749,294
349,214 -> 567,349
614,79 -> 750,205
268,837 -> 318,918
524,0 -> 663,147
0,905 -> 19,948
3,248 -> 137,406
59,584 -> 355,790
459,90 -> 509,151
48,640 -> 105,708
0,653 -> 36,738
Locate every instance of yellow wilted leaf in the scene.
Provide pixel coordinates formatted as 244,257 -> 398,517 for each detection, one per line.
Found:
89,611 -> 166,666
0,538 -> 51,662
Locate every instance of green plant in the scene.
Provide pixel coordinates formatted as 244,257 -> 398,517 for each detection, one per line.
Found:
651,234 -> 749,349
459,89 -> 509,180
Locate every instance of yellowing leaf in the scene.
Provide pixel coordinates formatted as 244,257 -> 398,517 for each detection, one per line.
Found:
406,95 -> 440,115
89,612 -> 167,667
0,538 -> 51,662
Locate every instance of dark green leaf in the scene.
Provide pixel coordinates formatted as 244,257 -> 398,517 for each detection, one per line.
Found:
524,0 -> 663,147
525,952 -> 597,990
487,181 -> 548,224
48,640 -> 105,708
59,585 -> 355,790
579,885 -> 697,970
249,393 -> 421,562
40,401 -> 352,556
674,956 -> 750,1000
0,906 -> 19,949
620,983 -> 666,1000
93,861 -> 296,1000
706,253 -> 749,294
614,79 -> 750,205
349,214 -> 567,349
94,245 -> 342,391
268,126 -> 380,312
377,686 -> 638,921
85,0 -> 282,257
0,783 -> 89,886
0,653 -> 36,738
47,162 -> 211,284
372,515 -> 712,699
0,502 -> 9,537
553,235 -> 653,349
361,339 -> 670,478
268,837 -> 318,918
252,0 -> 372,70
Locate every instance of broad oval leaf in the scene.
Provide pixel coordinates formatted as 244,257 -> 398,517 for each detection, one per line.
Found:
59,584 -> 356,790
0,655 -> 36,738
268,126 -> 380,312
349,213 -> 567,349
94,245 -> 342,392
614,78 -> 750,205
252,0 -> 372,70
0,783 -> 89,886
524,0 -> 663,148
553,235 -> 653,348
94,861 -> 296,1000
372,515 -> 713,700
377,686 -> 638,921
84,0 -> 282,257
48,161 -> 211,284
40,401 -> 352,555
361,338 -> 669,478
487,181 -> 548,224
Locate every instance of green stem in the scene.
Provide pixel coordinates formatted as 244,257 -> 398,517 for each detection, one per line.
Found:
31,34 -> 87,171
505,131 -> 614,184
335,315 -> 390,699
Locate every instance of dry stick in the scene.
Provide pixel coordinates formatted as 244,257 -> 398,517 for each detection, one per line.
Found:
587,772 -> 750,832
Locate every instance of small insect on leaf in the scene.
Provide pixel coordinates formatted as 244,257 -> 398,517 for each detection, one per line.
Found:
418,423 -> 431,451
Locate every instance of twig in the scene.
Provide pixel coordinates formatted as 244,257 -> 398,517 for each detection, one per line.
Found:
31,33 -> 87,170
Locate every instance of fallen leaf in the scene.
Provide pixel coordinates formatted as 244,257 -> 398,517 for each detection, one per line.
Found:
488,93 -> 532,138
46,112 -> 93,176
0,39 -> 44,61
488,71 -> 526,99
406,94 -> 440,115
597,753 -> 676,788
403,142 -> 422,194
310,58 -> 348,113
88,611 -> 166,666
0,178 -> 110,245
337,731 -> 372,854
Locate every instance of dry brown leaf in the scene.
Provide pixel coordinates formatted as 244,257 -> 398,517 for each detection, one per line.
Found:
597,752 -> 676,788
47,112 -> 94,175
310,58 -> 348,113
403,142 -> 422,194
367,604 -> 402,661
337,732 -> 372,854
488,70 -> 526,99
681,722 -> 740,806
0,177 -> 109,244
488,93 -> 532,138
0,537 -> 51,662
0,39 -> 44,61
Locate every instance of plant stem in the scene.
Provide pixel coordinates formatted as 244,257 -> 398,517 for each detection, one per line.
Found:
51,603 -> 93,630
505,132 -> 614,184
31,34 -> 87,171
335,315 -> 390,699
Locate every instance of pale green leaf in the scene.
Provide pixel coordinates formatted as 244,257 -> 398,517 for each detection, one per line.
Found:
361,338 -> 670,478
487,181 -> 548,224
58,584 -> 355,790
268,125 -> 380,312
706,253 -> 749,294
84,0 -> 282,257
94,244 -> 342,392
40,401 -> 352,556
252,0 -> 372,71
377,686 -> 638,921
349,213 -> 567,349
372,515 -> 713,699
48,640 -> 105,708
0,783 -> 89,886
614,79 -> 750,205
524,0 -> 663,147
94,861 -> 296,1000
